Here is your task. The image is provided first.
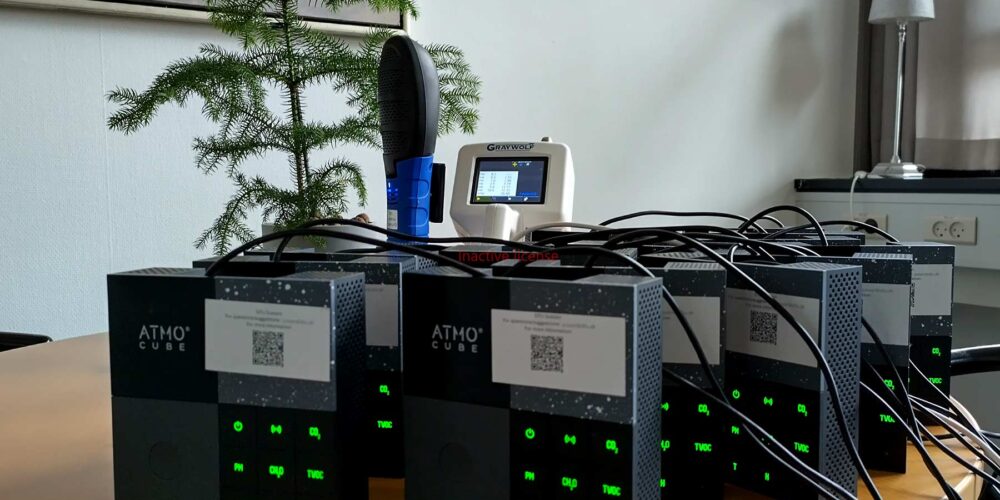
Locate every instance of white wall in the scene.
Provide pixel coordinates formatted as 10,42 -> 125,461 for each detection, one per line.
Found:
0,0 -> 858,339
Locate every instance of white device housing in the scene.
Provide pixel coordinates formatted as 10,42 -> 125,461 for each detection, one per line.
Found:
451,140 -> 574,240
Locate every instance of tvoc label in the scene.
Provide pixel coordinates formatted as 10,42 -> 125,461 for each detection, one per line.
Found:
662,297 -> 721,365
491,309 -> 626,397
365,284 -> 399,347
387,210 -> 398,230
204,299 -> 331,382
861,283 -> 911,346
911,264 -> 953,316
725,289 -> 821,367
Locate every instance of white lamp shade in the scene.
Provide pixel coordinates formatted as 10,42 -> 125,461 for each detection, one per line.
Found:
869,0 -> 935,24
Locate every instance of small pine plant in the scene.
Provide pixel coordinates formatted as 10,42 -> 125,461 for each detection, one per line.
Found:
107,0 -> 480,254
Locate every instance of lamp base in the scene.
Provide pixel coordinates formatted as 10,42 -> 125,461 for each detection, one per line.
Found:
870,162 -> 925,179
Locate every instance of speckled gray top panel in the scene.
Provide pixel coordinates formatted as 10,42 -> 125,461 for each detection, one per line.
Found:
506,278 -> 660,424
214,275 -> 342,411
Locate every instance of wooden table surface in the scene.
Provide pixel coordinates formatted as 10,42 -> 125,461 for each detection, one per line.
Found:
0,333 -> 983,499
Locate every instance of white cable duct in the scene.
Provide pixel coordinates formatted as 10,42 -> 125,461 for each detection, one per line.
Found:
920,403 -> 1000,466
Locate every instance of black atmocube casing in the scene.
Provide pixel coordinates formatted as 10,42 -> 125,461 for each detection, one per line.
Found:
724,262 -> 863,499
402,267 -> 662,500
795,252 -> 914,473
378,35 -> 439,177
492,259 -> 728,499
108,267 -> 369,500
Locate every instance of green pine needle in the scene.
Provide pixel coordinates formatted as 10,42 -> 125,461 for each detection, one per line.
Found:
108,0 -> 481,253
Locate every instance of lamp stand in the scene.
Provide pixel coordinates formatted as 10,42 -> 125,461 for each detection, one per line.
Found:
871,21 -> 925,179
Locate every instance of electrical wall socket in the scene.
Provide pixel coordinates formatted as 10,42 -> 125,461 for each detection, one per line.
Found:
853,212 -> 888,235
925,216 -> 977,245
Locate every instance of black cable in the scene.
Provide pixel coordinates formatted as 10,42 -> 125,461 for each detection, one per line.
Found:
763,220 -> 899,243
598,210 -> 783,231
950,345 -> 1000,376
735,205 -> 830,246
515,245 -> 854,498
205,228 -> 487,277
663,369 -> 855,499
606,231 -> 819,258
531,229 -> 880,499
862,362 -> 958,493
916,420 -> 1000,491
910,362 -> 1000,458
861,319 -> 919,429
861,382 -> 962,500
533,225 -> 749,247
271,217 -> 548,259
540,229 -> 881,499
912,402 -> 1000,475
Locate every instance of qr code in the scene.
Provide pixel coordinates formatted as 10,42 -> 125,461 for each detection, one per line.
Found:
252,330 -> 284,367
749,310 -> 778,345
530,334 -> 564,372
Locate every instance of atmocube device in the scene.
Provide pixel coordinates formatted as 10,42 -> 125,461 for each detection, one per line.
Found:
492,259 -> 728,499
108,267 -> 367,499
194,252 -> 424,478
379,36 -> 446,239
723,262 -> 863,499
401,267 -> 662,499
451,139 -> 574,240
861,243 -> 954,401
797,253 -> 913,472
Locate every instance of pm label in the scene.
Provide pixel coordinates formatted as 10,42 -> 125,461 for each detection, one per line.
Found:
662,296 -> 722,365
912,264 -> 953,317
205,299 -> 331,382
725,289 -> 820,367
491,309 -> 626,397
861,283 -> 911,346
365,284 -> 399,347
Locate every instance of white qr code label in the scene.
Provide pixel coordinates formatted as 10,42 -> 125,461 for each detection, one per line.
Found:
490,309 -> 626,397
725,289 -> 820,367
204,299 -> 331,382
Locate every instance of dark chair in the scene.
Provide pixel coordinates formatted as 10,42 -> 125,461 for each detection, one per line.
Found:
0,332 -> 53,353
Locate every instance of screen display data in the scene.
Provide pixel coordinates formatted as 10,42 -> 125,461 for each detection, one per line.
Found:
470,158 -> 547,204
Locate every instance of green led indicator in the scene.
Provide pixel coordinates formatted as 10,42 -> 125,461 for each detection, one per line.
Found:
764,472 -> 771,482
794,442 -> 810,454
605,439 -> 619,455
884,379 -> 895,391
563,434 -> 577,446
732,462 -> 738,471
233,420 -> 244,433
797,403 -> 808,417
561,476 -> 579,491
880,413 -> 896,424
524,470 -> 536,482
661,402 -> 670,412
693,442 -> 712,453
932,347 -> 942,356
308,426 -> 322,441
377,420 -> 394,429
602,484 -> 623,497
524,427 -> 536,440
697,403 -> 710,416
306,469 -> 325,480
929,377 -> 943,385
762,396 -> 773,407
659,478 -> 666,488
731,389 -> 741,400
233,462 -> 244,473
660,439 -> 671,451
269,424 -> 283,435
268,465 -> 285,479
378,384 -> 391,396
730,425 -> 740,436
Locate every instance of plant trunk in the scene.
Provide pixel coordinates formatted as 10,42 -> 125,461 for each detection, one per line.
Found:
280,0 -> 308,197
